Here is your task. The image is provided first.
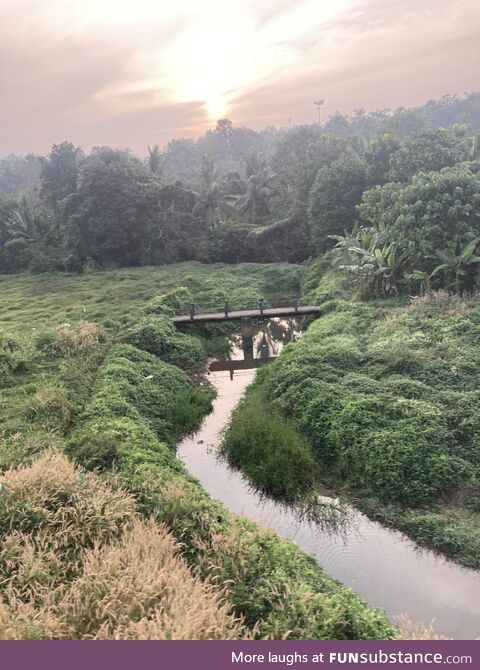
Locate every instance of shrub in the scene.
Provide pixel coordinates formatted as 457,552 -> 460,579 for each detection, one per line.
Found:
37,322 -> 105,357
67,416 -> 169,471
26,384 -> 74,430
0,328 -> 33,378
144,286 -> 192,317
329,395 -> 468,505
222,387 -> 319,503
80,344 -> 213,446
124,316 -> 205,370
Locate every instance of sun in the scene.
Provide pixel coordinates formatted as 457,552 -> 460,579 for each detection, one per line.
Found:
206,97 -> 228,120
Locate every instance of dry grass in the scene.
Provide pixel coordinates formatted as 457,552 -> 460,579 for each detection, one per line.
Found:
0,451 -> 137,596
53,321 -> 104,356
61,519 -> 247,640
0,453 -> 248,640
396,615 -> 447,640
408,290 -> 476,315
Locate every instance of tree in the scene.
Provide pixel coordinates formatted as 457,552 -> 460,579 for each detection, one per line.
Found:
365,133 -> 401,185
233,151 -> 271,222
147,145 -> 164,175
192,156 -> 231,229
65,148 -> 162,268
387,128 -> 464,182
307,150 -> 368,252
40,141 -> 84,207
360,163 -> 480,273
0,153 -> 41,200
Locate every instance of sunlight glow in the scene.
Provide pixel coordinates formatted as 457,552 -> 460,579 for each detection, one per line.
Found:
206,97 -> 228,120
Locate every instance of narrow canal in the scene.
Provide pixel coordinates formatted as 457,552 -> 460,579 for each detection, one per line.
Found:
177,318 -> 480,640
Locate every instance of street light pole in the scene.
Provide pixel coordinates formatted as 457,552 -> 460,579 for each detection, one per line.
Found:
313,99 -> 325,125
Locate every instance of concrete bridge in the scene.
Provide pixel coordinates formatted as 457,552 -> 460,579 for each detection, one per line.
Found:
171,300 -> 320,324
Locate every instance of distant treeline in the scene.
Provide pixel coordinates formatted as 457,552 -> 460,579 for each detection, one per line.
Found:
0,92 -> 479,275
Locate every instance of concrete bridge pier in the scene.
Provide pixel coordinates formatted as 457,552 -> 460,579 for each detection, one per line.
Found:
241,317 -> 254,361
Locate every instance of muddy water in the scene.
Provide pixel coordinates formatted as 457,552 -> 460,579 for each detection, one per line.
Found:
177,319 -> 480,640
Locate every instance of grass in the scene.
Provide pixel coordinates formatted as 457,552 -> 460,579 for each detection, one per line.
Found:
0,262 -> 300,470
227,291 -> 480,568
221,385 -> 320,503
0,453 -> 245,640
0,261 -> 397,639
0,262 -> 302,330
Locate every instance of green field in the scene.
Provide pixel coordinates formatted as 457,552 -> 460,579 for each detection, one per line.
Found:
0,262 -> 398,640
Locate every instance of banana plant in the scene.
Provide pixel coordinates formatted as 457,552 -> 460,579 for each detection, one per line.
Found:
329,225 -> 400,296
430,237 -> 480,292
404,269 -> 431,296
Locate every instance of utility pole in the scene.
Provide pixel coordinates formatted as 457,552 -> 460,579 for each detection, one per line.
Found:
313,99 -> 325,125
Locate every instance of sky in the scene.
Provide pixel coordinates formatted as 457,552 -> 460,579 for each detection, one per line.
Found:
0,0 -> 479,156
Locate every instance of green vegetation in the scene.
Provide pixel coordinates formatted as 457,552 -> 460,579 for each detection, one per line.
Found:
1,94 -> 480,273
227,293 -> 480,568
66,337 -> 395,640
2,91 -> 480,638
0,262 -> 396,639
222,386 -> 319,503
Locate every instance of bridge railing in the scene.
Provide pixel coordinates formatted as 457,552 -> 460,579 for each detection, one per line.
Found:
171,295 -> 309,319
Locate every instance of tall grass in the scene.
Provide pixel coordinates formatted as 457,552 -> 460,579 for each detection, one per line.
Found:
221,386 -> 319,503
0,453 -> 247,640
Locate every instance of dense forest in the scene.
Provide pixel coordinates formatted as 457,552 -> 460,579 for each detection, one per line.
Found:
1,92 -> 480,294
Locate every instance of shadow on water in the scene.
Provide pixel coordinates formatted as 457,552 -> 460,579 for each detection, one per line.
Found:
177,317 -> 480,640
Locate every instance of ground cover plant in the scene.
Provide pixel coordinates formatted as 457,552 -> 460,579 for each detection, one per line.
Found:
225,291 -> 480,568
0,261 -> 397,639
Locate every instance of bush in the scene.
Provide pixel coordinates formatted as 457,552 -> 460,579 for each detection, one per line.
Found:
222,387 -> 319,503
36,321 -> 105,357
124,316 -> 205,370
26,384 -> 74,430
144,286 -> 192,316
330,395 -> 470,504
0,328 -> 33,378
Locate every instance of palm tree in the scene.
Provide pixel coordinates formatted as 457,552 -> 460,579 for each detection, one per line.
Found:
192,156 -> 229,229
234,151 -> 271,222
147,145 -> 164,175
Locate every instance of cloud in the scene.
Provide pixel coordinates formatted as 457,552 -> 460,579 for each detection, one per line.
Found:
0,0 -> 478,155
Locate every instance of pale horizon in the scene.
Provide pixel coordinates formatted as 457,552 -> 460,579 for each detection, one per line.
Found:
1,0 -> 479,156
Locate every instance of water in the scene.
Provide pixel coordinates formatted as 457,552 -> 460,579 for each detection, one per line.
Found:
177,319 -> 480,640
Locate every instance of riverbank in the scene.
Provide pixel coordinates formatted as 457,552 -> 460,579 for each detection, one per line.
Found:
181,357 -> 480,640
0,263 -> 395,639
223,294 -> 480,570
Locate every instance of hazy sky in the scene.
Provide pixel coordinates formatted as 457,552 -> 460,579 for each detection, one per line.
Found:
0,0 -> 479,155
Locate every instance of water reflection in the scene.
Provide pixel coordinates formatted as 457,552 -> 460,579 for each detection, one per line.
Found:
210,317 -> 303,378
178,317 -> 480,640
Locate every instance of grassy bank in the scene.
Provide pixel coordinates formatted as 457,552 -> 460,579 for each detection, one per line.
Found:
0,262 -> 396,639
225,292 -> 480,568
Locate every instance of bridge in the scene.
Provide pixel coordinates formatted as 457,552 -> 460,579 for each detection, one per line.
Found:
171,299 -> 320,324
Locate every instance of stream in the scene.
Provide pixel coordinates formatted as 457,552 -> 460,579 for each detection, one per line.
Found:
177,318 -> 480,640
